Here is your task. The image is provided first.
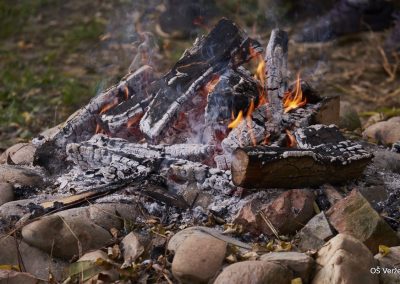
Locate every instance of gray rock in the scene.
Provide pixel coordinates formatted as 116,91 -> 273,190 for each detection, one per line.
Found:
260,252 -> 314,282
296,212 -> 334,252
0,234 -> 67,281
339,101 -> 361,130
374,246 -> 400,284
363,120 -> 400,145
88,203 -> 140,230
0,270 -> 44,284
214,261 -> 293,284
168,226 -> 209,253
372,149 -> 400,174
313,234 -> 379,284
0,143 -> 36,165
0,165 -> 43,188
0,183 -> 14,206
22,213 -> 112,260
326,189 -> 399,254
172,232 -> 227,283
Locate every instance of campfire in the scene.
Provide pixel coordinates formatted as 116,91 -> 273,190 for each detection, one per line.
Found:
31,18 -> 371,199
2,18 -> 390,283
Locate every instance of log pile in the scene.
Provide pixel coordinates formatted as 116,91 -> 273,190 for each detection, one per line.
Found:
30,19 -> 372,210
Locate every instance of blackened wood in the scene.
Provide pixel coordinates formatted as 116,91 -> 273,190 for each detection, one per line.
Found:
293,124 -> 346,148
231,143 -> 373,188
265,29 -> 288,126
205,67 -> 261,124
34,66 -> 154,173
140,18 -> 260,140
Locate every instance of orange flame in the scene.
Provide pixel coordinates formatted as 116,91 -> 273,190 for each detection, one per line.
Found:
285,129 -> 297,148
124,85 -> 129,100
283,74 -> 307,113
99,98 -> 119,115
249,46 -> 267,106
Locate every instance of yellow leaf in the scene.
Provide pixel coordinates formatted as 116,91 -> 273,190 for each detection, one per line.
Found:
291,277 -> 303,284
0,264 -> 20,271
379,245 -> 390,257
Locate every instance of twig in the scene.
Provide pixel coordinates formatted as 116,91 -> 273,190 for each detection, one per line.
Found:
259,212 -> 280,240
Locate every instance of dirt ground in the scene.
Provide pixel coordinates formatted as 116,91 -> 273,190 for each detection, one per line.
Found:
0,0 -> 399,148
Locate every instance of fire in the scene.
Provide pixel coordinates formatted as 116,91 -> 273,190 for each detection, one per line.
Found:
283,74 -> 307,113
249,46 -> 267,106
228,110 -> 243,129
285,129 -> 297,148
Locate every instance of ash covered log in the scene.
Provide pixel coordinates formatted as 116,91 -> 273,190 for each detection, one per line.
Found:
139,18 -> 262,141
205,67 -> 261,124
231,142 -> 373,188
265,29 -> 288,128
34,66 -> 154,173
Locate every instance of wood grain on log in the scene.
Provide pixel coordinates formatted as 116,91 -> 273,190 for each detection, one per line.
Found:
265,29 -> 288,126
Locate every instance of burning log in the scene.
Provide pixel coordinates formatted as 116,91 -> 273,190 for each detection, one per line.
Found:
231,142 -> 373,188
34,65 -> 154,173
139,18 -> 262,141
265,29 -> 288,128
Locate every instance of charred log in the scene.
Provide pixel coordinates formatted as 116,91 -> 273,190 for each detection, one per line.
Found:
34,66 -> 154,173
265,29 -> 288,128
231,142 -> 373,188
139,18 -> 261,141
205,67 -> 261,124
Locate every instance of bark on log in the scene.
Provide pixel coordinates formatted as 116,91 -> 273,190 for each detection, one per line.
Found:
139,18 -> 261,141
231,143 -> 373,188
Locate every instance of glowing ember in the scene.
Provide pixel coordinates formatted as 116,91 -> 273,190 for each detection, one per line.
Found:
228,110 -> 243,129
124,85 -> 129,100
285,129 -> 297,148
283,74 -> 307,113
204,74 -> 220,94
99,98 -> 119,115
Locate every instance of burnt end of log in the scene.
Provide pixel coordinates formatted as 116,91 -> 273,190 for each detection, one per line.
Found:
231,143 -> 373,189
205,67 -> 261,124
265,29 -> 288,127
140,18 -> 261,141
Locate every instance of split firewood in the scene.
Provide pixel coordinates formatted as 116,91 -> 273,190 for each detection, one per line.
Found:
231,142 -> 373,188
265,29 -> 288,128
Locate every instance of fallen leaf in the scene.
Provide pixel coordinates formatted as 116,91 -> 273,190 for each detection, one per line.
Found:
379,245 -> 390,257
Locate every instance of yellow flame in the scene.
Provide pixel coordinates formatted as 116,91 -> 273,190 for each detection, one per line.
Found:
228,110 -> 243,129
283,75 -> 307,113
